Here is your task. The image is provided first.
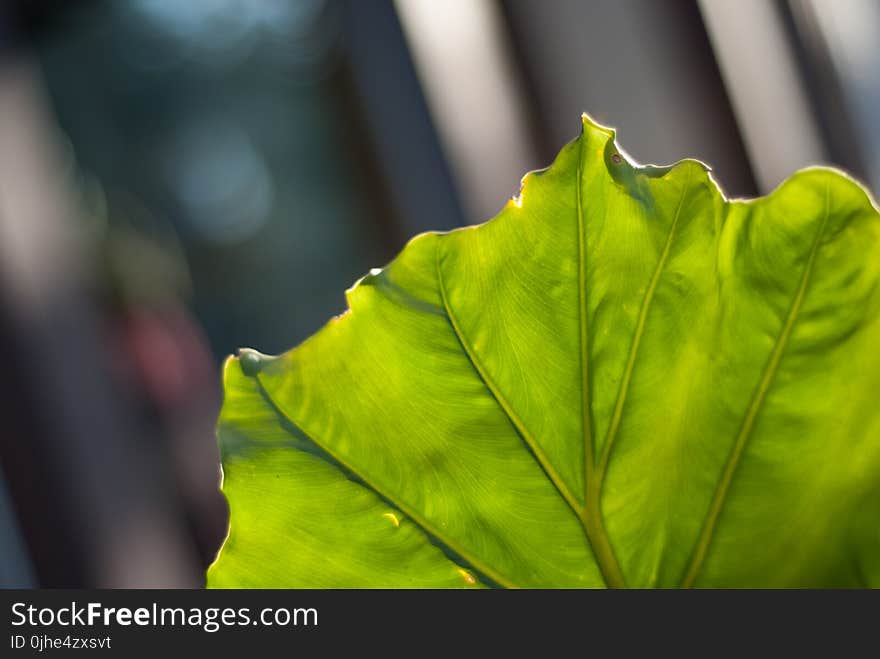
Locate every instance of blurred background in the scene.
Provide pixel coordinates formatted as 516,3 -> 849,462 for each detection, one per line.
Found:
0,0 -> 877,587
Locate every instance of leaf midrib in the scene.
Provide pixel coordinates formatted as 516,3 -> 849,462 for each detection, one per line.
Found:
434,134 -> 632,588
577,134 -> 627,588
436,239 -> 624,588
680,182 -> 831,587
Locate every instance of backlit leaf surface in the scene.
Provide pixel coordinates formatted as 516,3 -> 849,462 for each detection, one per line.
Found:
208,116 -> 880,588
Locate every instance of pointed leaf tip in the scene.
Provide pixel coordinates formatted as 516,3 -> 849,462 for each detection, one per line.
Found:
211,112 -> 880,589
238,348 -> 272,376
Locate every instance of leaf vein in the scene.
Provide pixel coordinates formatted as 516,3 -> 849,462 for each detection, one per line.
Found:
252,371 -> 519,589
681,181 -> 831,587
433,244 -> 586,526
576,131 -> 627,588
597,166 -> 692,481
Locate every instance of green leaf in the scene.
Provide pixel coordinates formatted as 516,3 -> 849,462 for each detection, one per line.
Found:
208,115 -> 880,588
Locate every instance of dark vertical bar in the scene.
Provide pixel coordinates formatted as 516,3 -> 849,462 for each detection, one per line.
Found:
779,0 -> 870,182
340,0 -> 466,235
501,0 -> 758,197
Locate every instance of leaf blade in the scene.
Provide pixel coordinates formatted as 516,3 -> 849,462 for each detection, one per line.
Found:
208,357 -> 486,588
209,116 -> 880,588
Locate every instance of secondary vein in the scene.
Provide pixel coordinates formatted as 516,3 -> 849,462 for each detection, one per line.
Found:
435,249 -> 585,522
577,133 -> 626,588
680,182 -> 831,587
252,373 -> 519,589
597,167 -> 691,482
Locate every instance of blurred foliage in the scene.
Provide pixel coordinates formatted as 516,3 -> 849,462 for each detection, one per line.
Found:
35,0 -> 396,356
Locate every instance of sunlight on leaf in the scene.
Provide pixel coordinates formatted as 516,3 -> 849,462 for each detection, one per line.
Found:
208,114 -> 880,588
